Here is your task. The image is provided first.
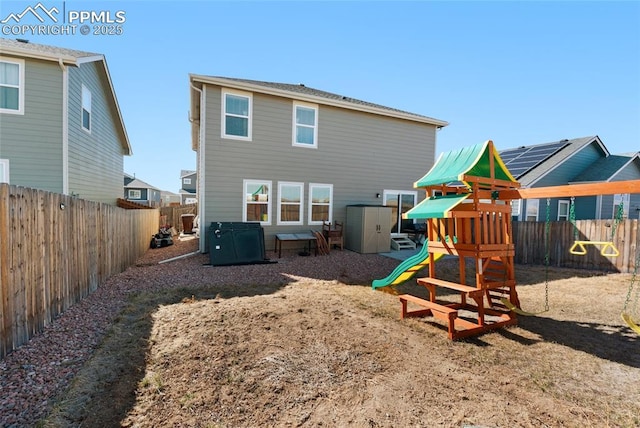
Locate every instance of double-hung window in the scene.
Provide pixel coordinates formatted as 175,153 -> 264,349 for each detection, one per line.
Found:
308,183 -> 332,225
0,58 -> 24,114
81,84 -> 92,132
244,179 -> 271,224
223,90 -> 252,140
525,198 -> 539,221
277,182 -> 303,225
557,200 -> 570,221
293,102 -> 318,148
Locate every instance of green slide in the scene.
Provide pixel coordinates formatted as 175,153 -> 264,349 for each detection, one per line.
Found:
372,241 -> 444,289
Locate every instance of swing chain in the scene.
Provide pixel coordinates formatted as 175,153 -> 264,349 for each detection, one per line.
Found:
622,250 -> 640,313
543,198 -> 551,311
569,197 -> 577,240
611,200 -> 624,241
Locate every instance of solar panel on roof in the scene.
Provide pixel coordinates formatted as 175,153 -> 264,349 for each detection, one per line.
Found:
499,141 -> 570,179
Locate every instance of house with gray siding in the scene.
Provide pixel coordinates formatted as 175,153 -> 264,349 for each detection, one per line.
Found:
124,174 -> 162,207
180,169 -> 197,205
0,38 -> 131,204
502,136 -> 640,222
189,75 -> 448,253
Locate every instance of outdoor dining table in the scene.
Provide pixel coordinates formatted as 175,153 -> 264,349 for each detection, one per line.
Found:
274,232 -> 318,258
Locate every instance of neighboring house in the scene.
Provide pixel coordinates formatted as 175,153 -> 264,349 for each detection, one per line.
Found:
161,190 -> 182,206
189,75 -> 448,252
500,136 -> 640,221
0,38 -> 131,204
180,169 -> 197,204
124,174 -> 162,207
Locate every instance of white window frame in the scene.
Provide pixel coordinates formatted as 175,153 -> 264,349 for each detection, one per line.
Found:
0,158 -> 9,183
243,179 -> 272,225
613,193 -> 630,219
128,189 -> 141,199
183,178 -> 192,185
292,102 -> 318,148
511,199 -> 522,217
277,181 -> 304,226
557,200 -> 570,221
308,183 -> 333,225
81,84 -> 92,132
525,198 -> 539,221
222,89 -> 252,141
0,57 -> 25,115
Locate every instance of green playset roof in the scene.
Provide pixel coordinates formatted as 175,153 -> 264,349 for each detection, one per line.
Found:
414,140 -> 516,188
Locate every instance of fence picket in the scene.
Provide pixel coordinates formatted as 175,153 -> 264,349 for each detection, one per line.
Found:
514,219 -> 639,273
0,184 -> 158,358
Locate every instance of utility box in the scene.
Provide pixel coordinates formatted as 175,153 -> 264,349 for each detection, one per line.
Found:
208,222 -> 267,266
345,205 -> 392,253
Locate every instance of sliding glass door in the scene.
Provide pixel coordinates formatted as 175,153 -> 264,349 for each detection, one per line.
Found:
383,190 -> 417,234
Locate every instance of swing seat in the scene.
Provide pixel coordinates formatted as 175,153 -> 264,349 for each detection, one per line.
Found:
621,313 -> 640,335
569,241 -> 620,257
500,298 -> 548,316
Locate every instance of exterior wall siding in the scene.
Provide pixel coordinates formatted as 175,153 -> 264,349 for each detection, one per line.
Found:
0,57 -> 63,192
523,143 -> 606,221
201,85 -> 437,249
67,61 -> 125,204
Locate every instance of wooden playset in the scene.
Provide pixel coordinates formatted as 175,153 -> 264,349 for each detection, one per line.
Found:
387,140 -> 640,340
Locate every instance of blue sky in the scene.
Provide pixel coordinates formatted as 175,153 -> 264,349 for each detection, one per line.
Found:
2,1 -> 639,193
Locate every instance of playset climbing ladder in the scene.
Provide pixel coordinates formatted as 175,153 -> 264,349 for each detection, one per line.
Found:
399,140 -> 521,339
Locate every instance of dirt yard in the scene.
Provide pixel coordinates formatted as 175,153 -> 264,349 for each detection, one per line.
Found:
40,239 -> 639,428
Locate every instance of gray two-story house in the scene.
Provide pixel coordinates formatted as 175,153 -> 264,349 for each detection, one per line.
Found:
188,75 -> 448,252
180,169 -> 197,205
0,38 -> 131,204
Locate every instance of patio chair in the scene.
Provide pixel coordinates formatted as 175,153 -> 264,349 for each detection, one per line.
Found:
322,221 -> 344,250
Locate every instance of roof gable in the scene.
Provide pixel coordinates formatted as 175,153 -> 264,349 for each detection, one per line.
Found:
499,136 -> 608,186
571,153 -> 640,182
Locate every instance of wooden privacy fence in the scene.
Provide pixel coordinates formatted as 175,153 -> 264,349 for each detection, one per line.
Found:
513,219 -> 639,273
159,204 -> 197,231
0,184 -> 159,358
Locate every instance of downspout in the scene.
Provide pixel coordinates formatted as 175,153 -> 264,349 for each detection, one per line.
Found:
190,82 -> 206,253
58,58 -> 69,195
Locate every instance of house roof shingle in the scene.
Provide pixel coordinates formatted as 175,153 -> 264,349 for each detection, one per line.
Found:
189,74 -> 448,132
503,136 -> 608,186
0,38 -> 100,63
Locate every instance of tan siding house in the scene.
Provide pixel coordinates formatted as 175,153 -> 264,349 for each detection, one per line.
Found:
189,75 -> 448,253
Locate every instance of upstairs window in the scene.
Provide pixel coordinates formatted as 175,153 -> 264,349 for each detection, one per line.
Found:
308,183 -> 332,225
0,58 -> 24,114
81,85 -> 92,132
183,178 -> 192,185
243,179 -> 271,224
223,90 -> 252,140
278,182 -> 303,225
293,102 -> 318,148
